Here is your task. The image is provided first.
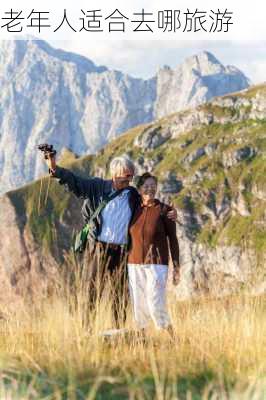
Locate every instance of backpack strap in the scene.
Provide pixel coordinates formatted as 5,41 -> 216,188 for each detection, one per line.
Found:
90,188 -> 124,221
74,188 -> 124,253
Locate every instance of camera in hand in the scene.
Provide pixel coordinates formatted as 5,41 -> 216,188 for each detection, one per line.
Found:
38,144 -> 57,159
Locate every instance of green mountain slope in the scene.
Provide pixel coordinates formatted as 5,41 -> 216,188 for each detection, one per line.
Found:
4,84 -> 266,273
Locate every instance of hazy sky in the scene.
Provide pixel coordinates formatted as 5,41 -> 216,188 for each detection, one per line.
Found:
48,40 -> 266,84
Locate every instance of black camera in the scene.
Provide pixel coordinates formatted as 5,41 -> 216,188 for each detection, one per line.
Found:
38,143 -> 57,159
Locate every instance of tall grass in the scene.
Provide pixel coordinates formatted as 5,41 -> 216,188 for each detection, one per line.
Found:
0,259 -> 265,399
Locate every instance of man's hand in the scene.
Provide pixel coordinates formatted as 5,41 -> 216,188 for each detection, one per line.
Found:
45,153 -> 57,172
38,144 -> 57,173
172,268 -> 180,286
167,207 -> 177,222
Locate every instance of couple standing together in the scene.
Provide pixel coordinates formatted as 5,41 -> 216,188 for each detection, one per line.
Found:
45,153 -> 181,334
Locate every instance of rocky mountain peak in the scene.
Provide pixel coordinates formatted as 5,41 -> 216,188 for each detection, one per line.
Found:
0,41 -> 251,195
155,51 -> 250,118
181,50 -> 224,75
0,39 -> 107,75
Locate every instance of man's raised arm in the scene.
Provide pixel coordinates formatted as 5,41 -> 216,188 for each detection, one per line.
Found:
41,145 -> 102,199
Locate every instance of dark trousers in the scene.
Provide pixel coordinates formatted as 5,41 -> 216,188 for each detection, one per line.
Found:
84,241 -> 128,328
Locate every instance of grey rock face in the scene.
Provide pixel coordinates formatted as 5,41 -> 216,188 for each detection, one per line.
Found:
205,143 -> 218,156
0,41 -> 250,194
158,172 -> 183,194
169,109 -> 217,139
235,146 -> 257,161
174,237 -> 256,300
222,146 -> 257,168
252,184 -> 266,201
232,192 -> 251,217
134,126 -> 171,150
154,51 -> 250,119
182,147 -> 206,166
134,153 -> 163,175
0,40 -> 156,194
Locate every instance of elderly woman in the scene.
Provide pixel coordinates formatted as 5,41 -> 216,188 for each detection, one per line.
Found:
128,172 -> 180,334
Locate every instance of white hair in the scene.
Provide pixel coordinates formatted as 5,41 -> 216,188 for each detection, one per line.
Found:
109,155 -> 135,177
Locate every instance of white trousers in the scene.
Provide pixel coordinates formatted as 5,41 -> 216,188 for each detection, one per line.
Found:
127,264 -> 171,329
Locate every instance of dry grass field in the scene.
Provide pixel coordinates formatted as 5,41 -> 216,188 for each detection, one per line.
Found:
0,264 -> 265,399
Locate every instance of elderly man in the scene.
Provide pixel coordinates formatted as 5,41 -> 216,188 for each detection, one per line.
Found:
45,151 -> 176,328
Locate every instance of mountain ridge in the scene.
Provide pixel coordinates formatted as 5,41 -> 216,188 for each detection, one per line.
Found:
0,39 -> 250,194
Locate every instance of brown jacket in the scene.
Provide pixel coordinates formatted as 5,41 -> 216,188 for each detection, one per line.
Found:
128,199 -> 180,268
